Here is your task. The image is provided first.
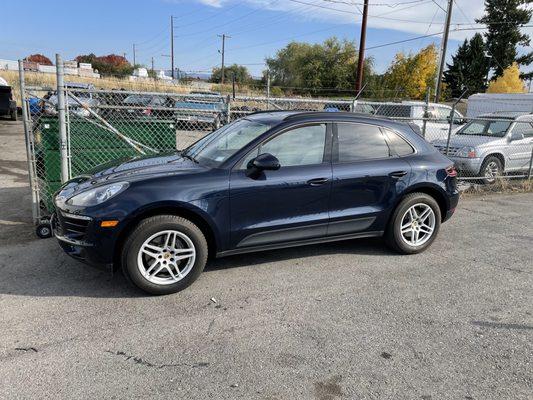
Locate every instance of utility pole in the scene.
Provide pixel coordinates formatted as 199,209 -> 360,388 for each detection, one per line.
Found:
355,0 -> 369,93
434,0 -> 453,102
171,15 -> 175,80
218,34 -> 231,85
122,52 -> 127,61
151,57 -> 155,78
132,44 -> 136,66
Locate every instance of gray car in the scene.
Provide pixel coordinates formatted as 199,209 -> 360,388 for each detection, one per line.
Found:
44,83 -> 100,118
432,112 -> 533,183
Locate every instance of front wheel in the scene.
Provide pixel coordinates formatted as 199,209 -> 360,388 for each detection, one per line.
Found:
385,193 -> 441,254
479,156 -> 503,184
121,215 -> 208,295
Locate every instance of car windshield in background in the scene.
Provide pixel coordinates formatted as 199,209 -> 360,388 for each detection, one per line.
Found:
123,95 -> 152,105
175,101 -> 221,110
183,119 -> 271,167
457,120 -> 511,137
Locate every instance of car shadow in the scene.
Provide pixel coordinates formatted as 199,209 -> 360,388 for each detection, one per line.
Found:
206,237 -> 395,271
0,235 -> 395,299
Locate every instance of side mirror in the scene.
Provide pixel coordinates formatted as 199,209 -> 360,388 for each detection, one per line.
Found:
509,131 -> 525,141
250,153 -> 280,171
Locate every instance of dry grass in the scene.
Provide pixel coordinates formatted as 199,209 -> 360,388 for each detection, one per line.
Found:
0,70 -> 204,103
460,178 -> 533,197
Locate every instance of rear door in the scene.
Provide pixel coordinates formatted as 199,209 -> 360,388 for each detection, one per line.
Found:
328,122 -> 412,236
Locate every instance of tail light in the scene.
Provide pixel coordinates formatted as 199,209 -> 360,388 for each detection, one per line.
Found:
142,107 -> 152,116
445,165 -> 457,178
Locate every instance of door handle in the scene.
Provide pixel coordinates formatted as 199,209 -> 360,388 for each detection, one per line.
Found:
307,177 -> 329,186
389,170 -> 408,179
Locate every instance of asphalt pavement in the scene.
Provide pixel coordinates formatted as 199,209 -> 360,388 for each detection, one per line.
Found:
0,120 -> 532,399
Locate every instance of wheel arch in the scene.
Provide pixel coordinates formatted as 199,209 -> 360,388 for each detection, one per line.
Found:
481,152 -> 505,172
396,183 -> 449,222
113,201 -> 219,269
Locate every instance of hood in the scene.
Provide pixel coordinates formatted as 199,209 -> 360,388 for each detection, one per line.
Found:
433,134 -> 502,147
63,152 -> 205,194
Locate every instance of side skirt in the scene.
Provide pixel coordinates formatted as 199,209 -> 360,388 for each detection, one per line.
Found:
216,231 -> 384,258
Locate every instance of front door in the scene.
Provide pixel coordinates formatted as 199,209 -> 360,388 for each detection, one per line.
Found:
506,121 -> 533,171
328,122 -> 412,236
229,123 -> 332,249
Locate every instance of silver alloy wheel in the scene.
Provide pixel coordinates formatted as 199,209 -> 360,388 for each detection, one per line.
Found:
400,203 -> 436,247
137,230 -> 196,285
484,161 -> 499,182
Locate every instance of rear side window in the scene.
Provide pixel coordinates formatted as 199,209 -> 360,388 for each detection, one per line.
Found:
336,123 -> 391,162
383,129 -> 415,156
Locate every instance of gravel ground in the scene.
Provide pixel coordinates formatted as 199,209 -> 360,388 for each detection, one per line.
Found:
0,120 -> 532,400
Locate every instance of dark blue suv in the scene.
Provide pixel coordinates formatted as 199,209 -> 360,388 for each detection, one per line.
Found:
53,111 -> 459,295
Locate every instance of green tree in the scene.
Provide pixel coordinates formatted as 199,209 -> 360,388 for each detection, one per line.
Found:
443,33 -> 489,97
264,37 -> 373,95
381,44 -> 438,100
476,0 -> 533,79
210,64 -> 252,84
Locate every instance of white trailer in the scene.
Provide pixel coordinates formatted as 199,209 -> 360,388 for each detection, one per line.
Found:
467,93 -> 533,118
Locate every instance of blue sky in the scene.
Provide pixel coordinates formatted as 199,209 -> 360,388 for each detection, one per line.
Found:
1,0 -> 530,77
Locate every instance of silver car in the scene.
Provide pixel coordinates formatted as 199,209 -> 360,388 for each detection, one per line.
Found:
432,112 -> 533,183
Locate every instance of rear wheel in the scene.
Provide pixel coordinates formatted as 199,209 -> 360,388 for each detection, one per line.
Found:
121,215 -> 208,295
385,193 -> 441,254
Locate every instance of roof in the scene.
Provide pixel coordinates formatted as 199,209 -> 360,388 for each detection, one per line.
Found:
246,110 -> 409,129
478,111 -> 533,120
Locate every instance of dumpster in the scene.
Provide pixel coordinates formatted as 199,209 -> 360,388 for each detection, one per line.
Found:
36,116 -> 177,212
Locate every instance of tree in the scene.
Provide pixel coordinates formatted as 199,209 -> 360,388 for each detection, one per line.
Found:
26,54 -> 53,65
264,37 -> 373,95
476,0 -> 533,79
443,33 -> 489,98
487,62 -> 526,93
210,64 -> 252,84
381,44 -> 438,100
75,53 -> 133,77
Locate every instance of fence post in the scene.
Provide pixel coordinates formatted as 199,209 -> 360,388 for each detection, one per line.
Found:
232,73 -> 236,100
527,148 -> 533,179
445,103 -> 455,156
225,95 -> 231,124
421,89 -> 430,138
266,72 -> 270,110
55,53 -> 69,183
18,60 -> 40,223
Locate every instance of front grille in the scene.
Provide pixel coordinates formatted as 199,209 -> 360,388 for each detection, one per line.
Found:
434,145 -> 461,157
56,212 -> 91,240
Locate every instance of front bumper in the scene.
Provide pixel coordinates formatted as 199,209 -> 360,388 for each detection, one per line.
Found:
52,211 -> 116,272
448,157 -> 482,176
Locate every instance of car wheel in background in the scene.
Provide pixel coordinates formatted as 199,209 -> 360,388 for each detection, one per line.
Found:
479,156 -> 502,184
385,193 -> 441,254
121,215 -> 208,295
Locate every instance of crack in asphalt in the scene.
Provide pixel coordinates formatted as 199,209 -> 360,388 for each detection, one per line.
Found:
105,350 -> 209,369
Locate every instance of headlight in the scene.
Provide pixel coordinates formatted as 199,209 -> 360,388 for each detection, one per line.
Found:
456,146 -> 477,158
66,182 -> 129,207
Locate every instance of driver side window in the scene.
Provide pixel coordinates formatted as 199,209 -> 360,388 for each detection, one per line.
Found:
240,124 -> 327,168
511,121 -> 533,138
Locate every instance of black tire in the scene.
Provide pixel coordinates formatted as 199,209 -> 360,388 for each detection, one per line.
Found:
385,193 -> 441,254
478,156 -> 503,184
121,215 -> 208,295
36,223 -> 52,239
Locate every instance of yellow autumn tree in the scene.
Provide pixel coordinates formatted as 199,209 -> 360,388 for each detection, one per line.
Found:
382,44 -> 438,100
487,63 -> 526,93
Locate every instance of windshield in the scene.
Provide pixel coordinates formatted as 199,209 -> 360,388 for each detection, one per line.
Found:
183,119 -> 272,167
123,95 -> 152,105
457,120 -> 512,137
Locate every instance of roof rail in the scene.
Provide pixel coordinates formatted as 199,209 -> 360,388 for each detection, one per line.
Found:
247,110 -> 294,116
282,111 -> 392,121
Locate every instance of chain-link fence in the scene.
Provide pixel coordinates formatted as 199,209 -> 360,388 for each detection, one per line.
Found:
18,58 -> 533,226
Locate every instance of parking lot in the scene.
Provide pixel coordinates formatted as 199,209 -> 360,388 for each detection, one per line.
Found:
0,120 -> 532,399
